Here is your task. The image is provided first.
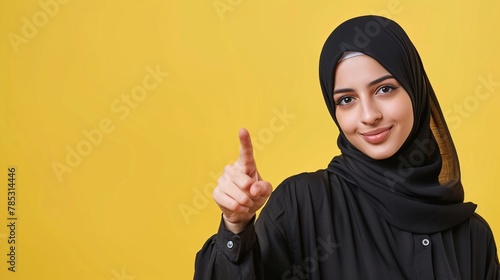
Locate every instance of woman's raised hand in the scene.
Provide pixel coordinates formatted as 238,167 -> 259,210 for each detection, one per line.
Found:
213,128 -> 273,233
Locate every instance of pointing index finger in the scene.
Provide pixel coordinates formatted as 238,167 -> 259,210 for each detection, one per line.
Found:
237,128 -> 256,172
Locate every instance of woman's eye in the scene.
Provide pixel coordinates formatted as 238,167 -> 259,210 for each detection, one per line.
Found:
336,96 -> 354,106
377,85 -> 396,94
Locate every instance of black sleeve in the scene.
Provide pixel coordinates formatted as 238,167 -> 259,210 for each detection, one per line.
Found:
193,215 -> 263,280
470,213 -> 500,280
483,220 -> 500,280
486,234 -> 500,280
194,180 -> 294,280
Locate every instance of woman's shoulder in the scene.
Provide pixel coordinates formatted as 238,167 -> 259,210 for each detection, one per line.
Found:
275,169 -> 330,191
469,213 -> 496,239
259,169 -> 336,225
465,213 -> 500,264
281,169 -> 329,183
266,169 -> 335,205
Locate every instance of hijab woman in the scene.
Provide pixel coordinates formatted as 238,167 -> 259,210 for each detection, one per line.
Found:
194,15 -> 500,279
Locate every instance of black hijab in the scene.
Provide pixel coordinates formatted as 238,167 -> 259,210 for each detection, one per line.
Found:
319,15 -> 476,234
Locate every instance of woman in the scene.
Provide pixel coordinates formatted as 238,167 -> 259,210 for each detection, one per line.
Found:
194,15 -> 500,279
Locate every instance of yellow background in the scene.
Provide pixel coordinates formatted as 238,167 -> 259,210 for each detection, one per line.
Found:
1,0 -> 499,279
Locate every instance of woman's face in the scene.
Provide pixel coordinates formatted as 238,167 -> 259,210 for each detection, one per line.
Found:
333,54 -> 413,160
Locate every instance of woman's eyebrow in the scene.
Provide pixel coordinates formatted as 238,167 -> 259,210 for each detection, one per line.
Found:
333,88 -> 353,94
368,74 -> 394,87
333,74 -> 395,95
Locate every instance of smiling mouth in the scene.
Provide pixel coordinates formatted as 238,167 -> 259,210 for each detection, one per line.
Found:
361,126 -> 392,144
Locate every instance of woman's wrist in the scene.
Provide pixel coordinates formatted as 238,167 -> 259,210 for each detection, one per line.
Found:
222,214 -> 255,234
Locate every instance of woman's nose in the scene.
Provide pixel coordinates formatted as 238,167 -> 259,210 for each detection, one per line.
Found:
360,99 -> 382,125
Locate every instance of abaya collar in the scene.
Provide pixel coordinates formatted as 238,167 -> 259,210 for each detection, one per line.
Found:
319,15 -> 476,234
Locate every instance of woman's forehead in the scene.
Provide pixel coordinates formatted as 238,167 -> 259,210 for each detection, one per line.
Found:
334,55 -> 393,86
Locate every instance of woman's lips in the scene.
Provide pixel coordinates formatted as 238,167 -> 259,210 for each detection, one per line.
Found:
361,126 -> 392,144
